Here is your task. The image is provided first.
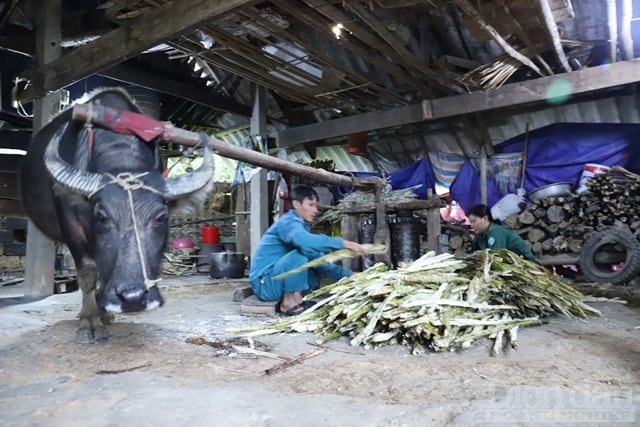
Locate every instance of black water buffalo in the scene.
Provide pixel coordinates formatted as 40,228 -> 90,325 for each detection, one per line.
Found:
21,88 -> 212,343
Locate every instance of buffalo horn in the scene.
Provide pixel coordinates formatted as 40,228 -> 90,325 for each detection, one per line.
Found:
164,143 -> 213,200
44,123 -> 106,197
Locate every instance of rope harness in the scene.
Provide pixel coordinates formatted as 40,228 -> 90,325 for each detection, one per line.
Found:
89,172 -> 163,290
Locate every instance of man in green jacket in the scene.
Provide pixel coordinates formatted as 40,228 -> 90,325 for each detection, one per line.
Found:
468,204 -> 537,262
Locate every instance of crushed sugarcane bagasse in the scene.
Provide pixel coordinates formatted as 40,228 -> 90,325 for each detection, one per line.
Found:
231,250 -> 599,355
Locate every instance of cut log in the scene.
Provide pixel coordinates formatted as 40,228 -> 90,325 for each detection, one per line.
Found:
568,239 -> 583,253
552,235 -> 567,251
519,211 -> 535,225
546,205 -> 565,223
533,207 -> 547,218
527,228 -> 546,243
504,214 -> 520,229
449,235 -> 464,250
532,242 -> 543,254
541,238 -> 553,252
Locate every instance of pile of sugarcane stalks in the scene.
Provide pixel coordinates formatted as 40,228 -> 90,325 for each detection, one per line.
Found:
230,250 -> 599,355
501,167 -> 640,257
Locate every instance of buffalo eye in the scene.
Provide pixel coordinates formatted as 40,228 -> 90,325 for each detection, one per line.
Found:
152,212 -> 168,227
94,209 -> 111,230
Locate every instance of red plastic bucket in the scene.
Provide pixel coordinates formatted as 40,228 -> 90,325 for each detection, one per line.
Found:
201,225 -> 220,244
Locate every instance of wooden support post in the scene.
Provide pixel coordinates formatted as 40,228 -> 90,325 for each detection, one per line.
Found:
250,168 -> 268,256
249,83 -> 268,256
25,0 -> 60,297
479,146 -> 488,205
373,184 -> 392,266
235,184 -> 250,255
340,210 -> 360,272
426,189 -> 441,253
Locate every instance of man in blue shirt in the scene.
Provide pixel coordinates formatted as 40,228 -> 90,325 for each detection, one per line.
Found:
249,185 -> 364,316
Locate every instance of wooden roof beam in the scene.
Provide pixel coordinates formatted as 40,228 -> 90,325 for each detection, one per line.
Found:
271,0 -> 431,96
496,0 -> 553,76
238,7 -> 407,106
18,0 -> 257,102
275,59 -> 640,147
620,0 -> 634,60
100,63 -> 253,118
538,0 -> 571,72
299,0 -> 458,96
344,1 -> 464,94
454,0 -> 544,77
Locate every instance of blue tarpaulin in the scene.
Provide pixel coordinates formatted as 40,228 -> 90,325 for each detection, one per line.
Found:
450,123 -> 640,212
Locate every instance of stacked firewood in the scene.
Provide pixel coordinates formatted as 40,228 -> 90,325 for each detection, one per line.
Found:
503,166 -> 640,256
503,194 -> 586,256
443,222 -> 473,257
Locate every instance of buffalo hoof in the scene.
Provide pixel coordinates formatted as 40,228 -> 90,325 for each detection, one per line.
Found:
100,311 -> 115,325
76,317 -> 109,343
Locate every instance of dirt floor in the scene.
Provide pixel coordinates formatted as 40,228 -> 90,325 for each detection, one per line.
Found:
0,275 -> 639,426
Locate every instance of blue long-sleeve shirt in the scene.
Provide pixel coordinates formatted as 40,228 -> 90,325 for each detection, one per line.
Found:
249,210 -> 349,282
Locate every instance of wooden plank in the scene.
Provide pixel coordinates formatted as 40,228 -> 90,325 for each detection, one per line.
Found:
232,286 -> 254,302
240,295 -> 277,316
275,59 -> 640,147
339,198 -> 443,215
18,0 -> 256,101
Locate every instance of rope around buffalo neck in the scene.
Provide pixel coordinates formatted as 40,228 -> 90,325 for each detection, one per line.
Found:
90,172 -> 163,290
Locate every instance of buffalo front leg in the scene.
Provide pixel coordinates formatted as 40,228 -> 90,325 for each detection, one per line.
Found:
76,260 -> 111,343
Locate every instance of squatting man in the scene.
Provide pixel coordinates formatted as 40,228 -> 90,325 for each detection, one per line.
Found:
249,185 -> 364,316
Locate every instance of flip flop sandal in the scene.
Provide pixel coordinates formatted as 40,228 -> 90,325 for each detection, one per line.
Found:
280,303 -> 306,317
300,300 -> 317,309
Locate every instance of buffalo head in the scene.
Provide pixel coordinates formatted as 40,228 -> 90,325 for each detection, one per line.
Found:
44,124 -> 213,312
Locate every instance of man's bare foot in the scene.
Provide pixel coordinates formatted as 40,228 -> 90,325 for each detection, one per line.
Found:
280,291 -> 304,313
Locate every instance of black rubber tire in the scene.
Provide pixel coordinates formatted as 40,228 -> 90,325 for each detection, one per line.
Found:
579,228 -> 640,284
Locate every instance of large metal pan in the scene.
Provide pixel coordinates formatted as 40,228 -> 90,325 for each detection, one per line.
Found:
527,182 -> 573,201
